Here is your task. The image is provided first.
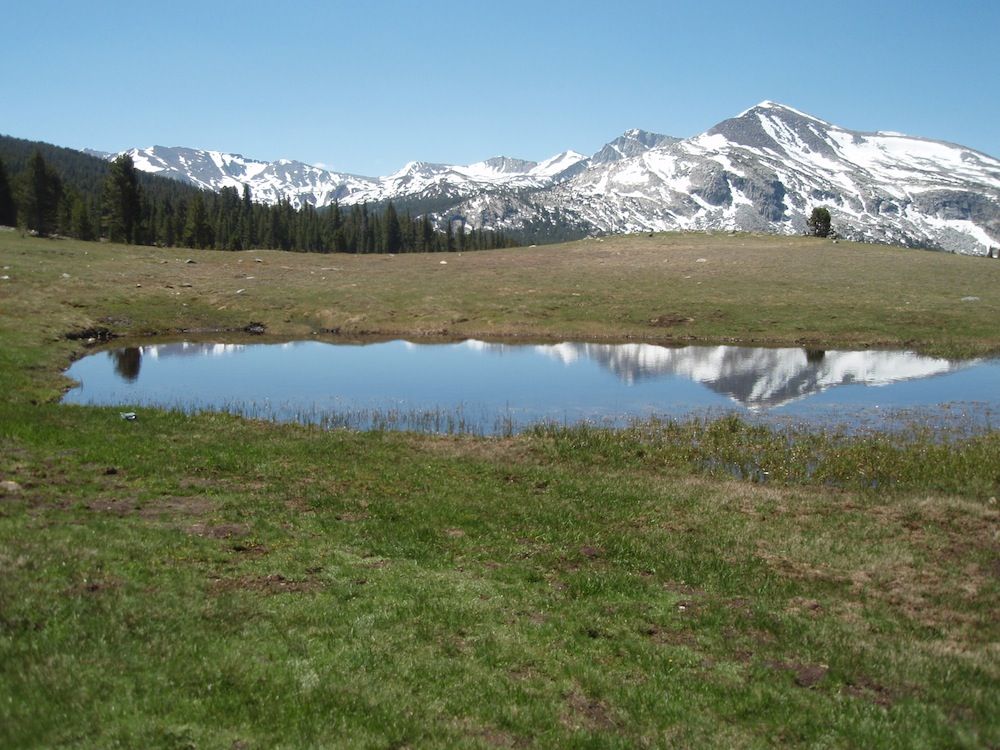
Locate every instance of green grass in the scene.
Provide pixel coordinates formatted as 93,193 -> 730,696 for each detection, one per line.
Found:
1,231 -> 998,748
2,229 -> 998,358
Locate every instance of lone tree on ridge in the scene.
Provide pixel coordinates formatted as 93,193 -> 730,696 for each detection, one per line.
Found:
807,206 -> 832,238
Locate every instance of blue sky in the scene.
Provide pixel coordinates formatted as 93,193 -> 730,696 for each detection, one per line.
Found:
2,0 -> 997,176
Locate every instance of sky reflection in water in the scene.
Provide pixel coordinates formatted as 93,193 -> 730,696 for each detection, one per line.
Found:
63,340 -> 1000,434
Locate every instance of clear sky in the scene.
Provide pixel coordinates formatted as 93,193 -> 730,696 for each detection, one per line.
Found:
2,0 -> 997,176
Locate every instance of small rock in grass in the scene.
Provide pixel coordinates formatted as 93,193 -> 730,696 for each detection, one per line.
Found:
0,480 -> 23,495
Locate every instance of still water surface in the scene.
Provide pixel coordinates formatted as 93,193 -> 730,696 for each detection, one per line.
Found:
63,340 -> 1000,434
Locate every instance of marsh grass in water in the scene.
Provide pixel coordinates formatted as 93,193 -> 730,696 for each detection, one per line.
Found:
529,414 -> 1000,495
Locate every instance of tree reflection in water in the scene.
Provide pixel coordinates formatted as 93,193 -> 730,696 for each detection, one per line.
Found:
111,347 -> 141,382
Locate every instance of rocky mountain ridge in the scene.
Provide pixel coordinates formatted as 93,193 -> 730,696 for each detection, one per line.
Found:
101,103 -> 1000,254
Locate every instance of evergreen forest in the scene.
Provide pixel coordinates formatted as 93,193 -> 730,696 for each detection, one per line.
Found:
0,135 -> 517,254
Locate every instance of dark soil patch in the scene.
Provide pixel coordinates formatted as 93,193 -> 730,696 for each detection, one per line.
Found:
231,541 -> 269,555
725,597 -> 754,616
178,477 -> 220,490
649,314 -> 694,328
843,676 -> 895,708
137,496 -> 215,519
335,511 -> 369,523
787,597 -> 824,617
794,664 -> 829,688
765,659 -> 829,688
85,498 -> 136,515
65,326 -> 117,342
561,687 -> 617,732
66,578 -> 121,596
642,624 -> 697,647
454,719 -> 528,748
187,522 -> 250,539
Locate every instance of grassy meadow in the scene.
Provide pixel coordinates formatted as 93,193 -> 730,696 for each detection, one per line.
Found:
1,230 -> 998,748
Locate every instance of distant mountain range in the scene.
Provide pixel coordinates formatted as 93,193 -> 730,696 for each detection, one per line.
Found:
91,102 -> 1000,254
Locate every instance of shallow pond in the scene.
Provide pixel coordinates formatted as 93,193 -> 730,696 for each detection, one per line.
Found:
62,340 -> 1000,434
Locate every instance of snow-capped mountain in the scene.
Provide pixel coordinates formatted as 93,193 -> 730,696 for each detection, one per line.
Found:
119,146 -> 380,206
105,102 -> 1000,254
497,102 -> 1000,253
115,145 -> 588,210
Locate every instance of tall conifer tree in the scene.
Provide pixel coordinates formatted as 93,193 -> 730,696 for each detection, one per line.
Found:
384,202 -> 402,253
183,192 -> 212,248
0,157 -> 15,227
102,154 -> 142,243
21,151 -> 63,234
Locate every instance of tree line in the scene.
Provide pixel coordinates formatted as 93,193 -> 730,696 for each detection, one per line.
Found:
0,145 -> 516,254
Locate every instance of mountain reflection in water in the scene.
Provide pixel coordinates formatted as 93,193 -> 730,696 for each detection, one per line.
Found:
523,342 -> 963,410
63,340 -> 997,432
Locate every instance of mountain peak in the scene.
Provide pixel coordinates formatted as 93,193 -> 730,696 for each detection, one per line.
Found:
591,129 -> 679,164
737,101 -> 831,126
479,156 -> 538,173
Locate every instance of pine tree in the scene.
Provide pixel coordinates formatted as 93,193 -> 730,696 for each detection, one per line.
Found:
384,202 -> 402,253
0,157 -> 16,227
807,206 -> 832,238
21,150 -> 62,235
161,197 -> 177,247
70,196 -> 96,241
239,184 -> 255,249
420,214 -> 435,252
445,218 -> 454,251
183,192 -> 212,248
101,154 -> 143,243
400,210 -> 416,252
214,186 -> 240,250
